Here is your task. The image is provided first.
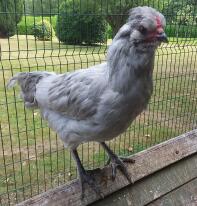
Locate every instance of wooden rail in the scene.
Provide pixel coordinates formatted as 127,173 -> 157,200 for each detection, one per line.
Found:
17,129 -> 197,206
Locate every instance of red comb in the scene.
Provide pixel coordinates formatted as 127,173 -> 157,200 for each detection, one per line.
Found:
156,16 -> 162,28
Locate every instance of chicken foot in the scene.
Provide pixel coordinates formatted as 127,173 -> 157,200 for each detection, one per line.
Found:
71,149 -> 104,199
100,142 -> 135,183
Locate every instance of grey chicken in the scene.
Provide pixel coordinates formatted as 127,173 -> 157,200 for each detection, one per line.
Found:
8,6 -> 168,198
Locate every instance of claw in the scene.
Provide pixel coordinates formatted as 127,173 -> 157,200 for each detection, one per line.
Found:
71,149 -> 104,200
106,156 -> 135,166
105,156 -> 135,183
111,162 -> 117,180
79,170 -> 104,199
109,155 -> 133,183
100,142 -> 135,184
105,157 -> 111,166
120,157 -> 136,163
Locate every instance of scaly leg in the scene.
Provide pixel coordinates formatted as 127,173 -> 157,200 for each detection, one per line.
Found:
100,142 -> 135,183
71,149 -> 103,199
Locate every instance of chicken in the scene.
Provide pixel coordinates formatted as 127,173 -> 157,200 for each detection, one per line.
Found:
7,6 -> 168,198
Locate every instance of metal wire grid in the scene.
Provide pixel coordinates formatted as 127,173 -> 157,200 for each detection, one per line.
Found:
0,0 -> 196,205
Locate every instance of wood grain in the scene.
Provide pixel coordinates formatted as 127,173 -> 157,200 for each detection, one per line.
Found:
148,178 -> 197,206
17,129 -> 197,206
94,153 -> 197,206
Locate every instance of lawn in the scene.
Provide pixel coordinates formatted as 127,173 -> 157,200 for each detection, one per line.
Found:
0,35 -> 196,205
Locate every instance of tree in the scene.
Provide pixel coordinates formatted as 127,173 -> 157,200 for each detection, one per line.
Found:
94,0 -> 169,37
0,0 -> 23,38
24,0 -> 65,16
163,0 -> 197,25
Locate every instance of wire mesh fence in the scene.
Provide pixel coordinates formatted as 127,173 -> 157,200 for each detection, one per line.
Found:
0,0 -> 196,205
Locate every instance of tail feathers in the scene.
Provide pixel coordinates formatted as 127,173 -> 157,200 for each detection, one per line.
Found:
7,73 -> 20,89
7,71 -> 54,108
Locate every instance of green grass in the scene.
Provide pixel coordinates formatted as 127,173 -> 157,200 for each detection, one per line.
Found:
0,35 -> 196,205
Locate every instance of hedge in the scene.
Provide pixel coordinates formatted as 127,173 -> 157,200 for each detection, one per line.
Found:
56,0 -> 107,45
17,16 -> 56,35
165,24 -> 197,38
33,20 -> 54,41
0,0 -> 23,38
17,16 -> 197,39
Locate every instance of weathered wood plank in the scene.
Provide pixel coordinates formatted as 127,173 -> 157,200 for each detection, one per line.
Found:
17,129 -> 197,206
148,178 -> 197,206
93,153 -> 197,206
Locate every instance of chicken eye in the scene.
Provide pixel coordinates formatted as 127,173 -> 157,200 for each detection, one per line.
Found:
138,25 -> 148,35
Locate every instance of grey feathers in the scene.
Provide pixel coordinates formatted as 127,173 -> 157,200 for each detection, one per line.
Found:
46,67 -> 107,119
7,71 -> 54,108
7,7 -> 166,149
128,6 -> 166,26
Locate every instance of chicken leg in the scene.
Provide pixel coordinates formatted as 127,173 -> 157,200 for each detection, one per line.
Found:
100,142 -> 135,183
71,149 -> 103,199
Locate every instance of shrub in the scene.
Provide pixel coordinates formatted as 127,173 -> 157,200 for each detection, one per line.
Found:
165,24 -> 197,38
56,1 -> 107,45
0,0 -> 23,38
106,24 -> 113,39
17,16 -> 57,35
17,17 -> 34,35
33,20 -> 54,41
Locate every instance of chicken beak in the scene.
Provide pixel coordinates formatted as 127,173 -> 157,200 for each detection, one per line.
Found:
156,32 -> 168,43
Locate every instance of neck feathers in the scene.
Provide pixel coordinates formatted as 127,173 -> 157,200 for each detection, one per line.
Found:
107,38 -> 155,92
